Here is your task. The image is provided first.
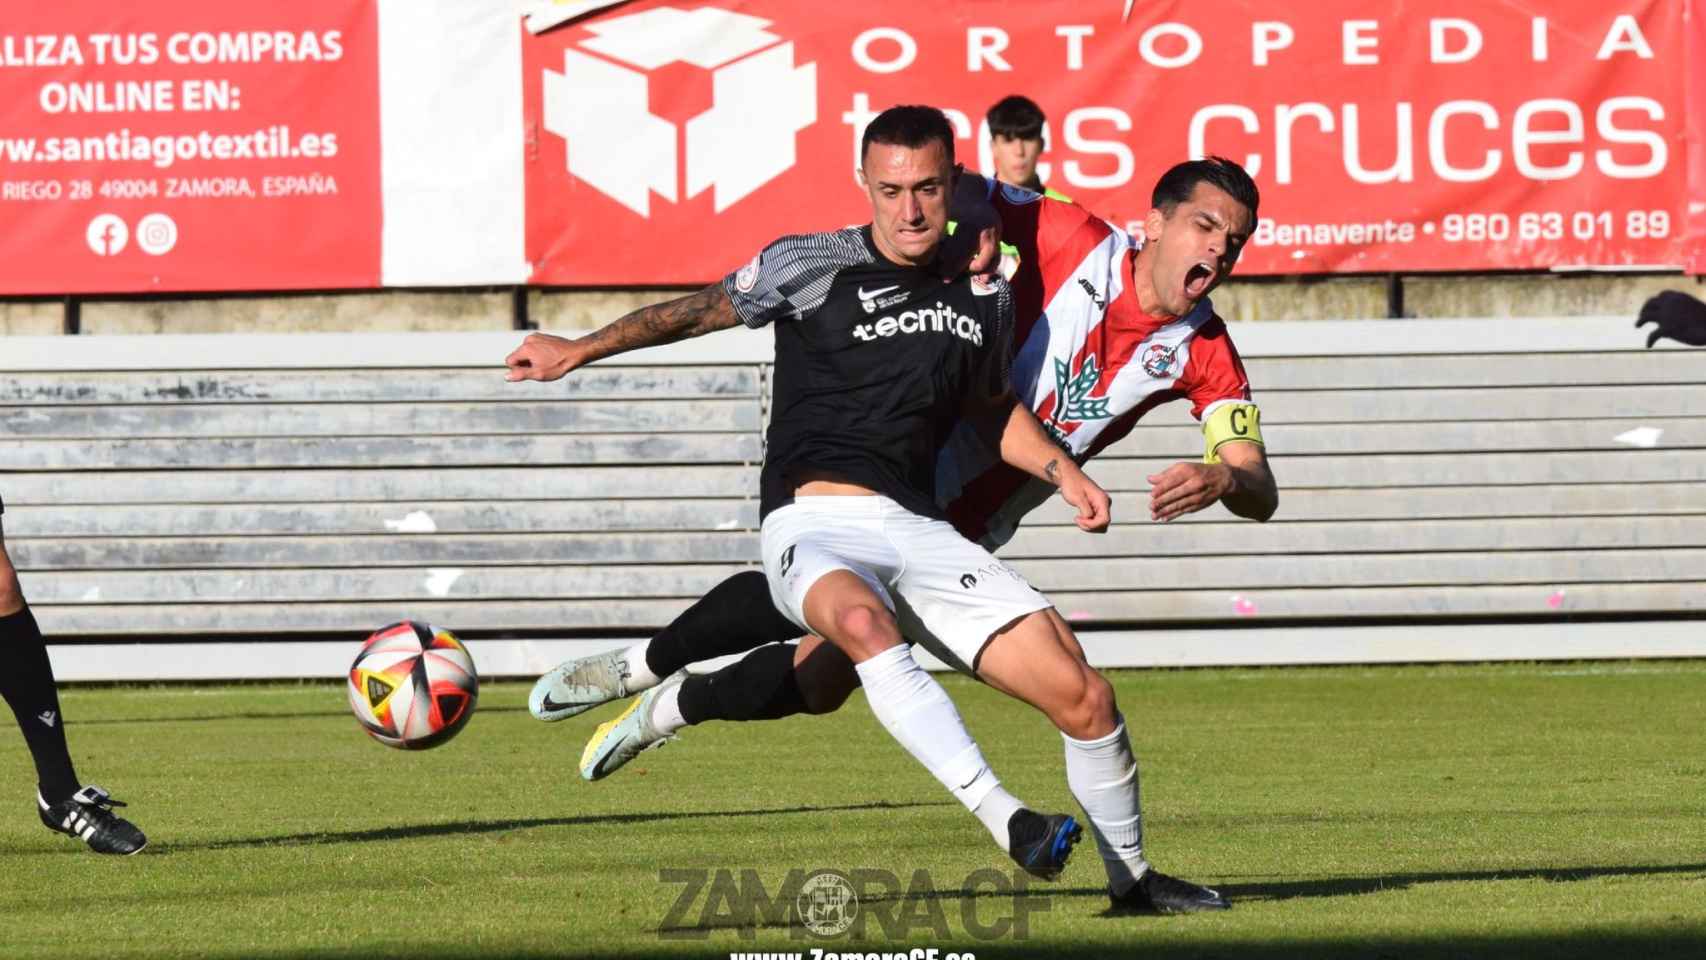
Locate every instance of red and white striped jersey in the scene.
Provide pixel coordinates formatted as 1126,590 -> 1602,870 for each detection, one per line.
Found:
938,179 -> 1254,547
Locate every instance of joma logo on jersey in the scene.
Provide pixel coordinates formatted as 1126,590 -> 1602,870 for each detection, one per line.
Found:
853,303 -> 983,347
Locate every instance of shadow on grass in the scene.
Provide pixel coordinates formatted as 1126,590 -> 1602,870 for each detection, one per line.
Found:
642,861 -> 1706,939
1214,860 -> 1706,901
191,926 -> 1706,960
67,706 -> 530,726
164,799 -> 956,852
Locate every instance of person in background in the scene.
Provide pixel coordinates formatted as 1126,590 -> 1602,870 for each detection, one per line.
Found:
986,94 -> 1068,202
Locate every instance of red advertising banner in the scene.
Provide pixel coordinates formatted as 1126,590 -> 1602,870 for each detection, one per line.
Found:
0,1 -> 381,293
1687,0 -> 1706,273
524,0 -> 1695,283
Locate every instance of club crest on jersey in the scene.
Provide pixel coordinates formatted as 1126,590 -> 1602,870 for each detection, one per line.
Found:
734,254 -> 760,293
1141,343 -> 1179,378
1045,353 -> 1113,445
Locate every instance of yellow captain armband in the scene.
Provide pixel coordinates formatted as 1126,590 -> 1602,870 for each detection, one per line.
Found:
1202,401 -> 1263,463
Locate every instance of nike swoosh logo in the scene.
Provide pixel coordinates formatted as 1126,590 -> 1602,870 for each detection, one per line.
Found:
857,284 -> 901,302
539,694 -> 577,713
958,769 -> 986,791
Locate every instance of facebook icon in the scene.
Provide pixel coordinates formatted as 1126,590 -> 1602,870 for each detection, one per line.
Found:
85,214 -> 128,256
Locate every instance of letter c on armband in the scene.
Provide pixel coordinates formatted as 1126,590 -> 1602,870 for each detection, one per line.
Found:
1202,401 -> 1263,463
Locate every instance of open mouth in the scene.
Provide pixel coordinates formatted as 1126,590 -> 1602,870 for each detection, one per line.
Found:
1183,261 -> 1216,300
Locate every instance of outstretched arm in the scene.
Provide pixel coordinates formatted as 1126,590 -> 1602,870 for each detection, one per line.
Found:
1148,441 -> 1278,523
505,283 -> 740,382
976,394 -> 1111,532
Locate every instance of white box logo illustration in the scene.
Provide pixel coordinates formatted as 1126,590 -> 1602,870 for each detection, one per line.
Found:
542,6 -> 817,216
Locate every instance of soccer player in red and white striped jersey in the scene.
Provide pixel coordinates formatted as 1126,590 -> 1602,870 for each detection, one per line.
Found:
939,161 -> 1274,554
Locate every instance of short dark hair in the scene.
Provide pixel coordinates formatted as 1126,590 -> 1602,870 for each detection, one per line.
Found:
861,105 -> 956,166
1152,156 -> 1259,221
986,95 -> 1045,141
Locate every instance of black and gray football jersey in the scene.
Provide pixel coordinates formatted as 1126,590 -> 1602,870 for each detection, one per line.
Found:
722,225 -> 1014,520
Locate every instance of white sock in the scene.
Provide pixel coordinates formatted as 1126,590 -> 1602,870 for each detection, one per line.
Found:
854,645 -> 1019,847
621,640 -> 662,690
972,787 -> 1025,848
647,680 -> 686,735
1064,716 -> 1149,895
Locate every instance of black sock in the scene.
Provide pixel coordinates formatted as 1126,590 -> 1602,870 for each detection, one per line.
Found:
0,606 -> 79,804
645,570 -> 803,678
677,643 -> 808,725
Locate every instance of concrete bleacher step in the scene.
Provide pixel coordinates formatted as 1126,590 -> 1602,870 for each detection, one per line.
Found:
3,319 -> 1701,677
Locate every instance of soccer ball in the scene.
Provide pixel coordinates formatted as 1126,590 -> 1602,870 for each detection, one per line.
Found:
347,621 -> 478,750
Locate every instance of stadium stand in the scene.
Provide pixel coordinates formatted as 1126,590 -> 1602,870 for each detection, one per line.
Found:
3,316 -> 1702,680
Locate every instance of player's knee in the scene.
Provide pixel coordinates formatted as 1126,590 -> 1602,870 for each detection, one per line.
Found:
830,603 -> 895,656
1058,671 -> 1118,740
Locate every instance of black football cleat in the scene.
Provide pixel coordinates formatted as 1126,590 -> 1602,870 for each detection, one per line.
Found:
1109,869 -> 1230,914
1007,809 -> 1082,880
38,785 -> 148,856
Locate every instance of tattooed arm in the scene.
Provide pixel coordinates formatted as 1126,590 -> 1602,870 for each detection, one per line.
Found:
992,399 -> 1111,533
504,284 -> 740,382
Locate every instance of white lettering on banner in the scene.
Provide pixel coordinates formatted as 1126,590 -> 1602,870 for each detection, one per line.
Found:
1193,97 -> 1668,186
0,34 -> 85,67
164,31 -> 343,65
88,34 -> 160,66
1252,22 -> 1294,66
1138,23 -> 1201,69
1254,218 -> 1418,246
1513,98 -> 1584,180
1430,19 -> 1482,64
1275,103 -> 1334,184
1253,209 -> 1675,249
1062,108 -> 1132,189
841,92 -> 878,174
967,27 -> 1010,72
1189,106 -> 1261,176
1595,97 -> 1666,179
1056,25 -> 1093,71
817,15 -> 1664,74
1343,20 -> 1379,65
1596,14 -> 1653,60
263,174 -> 338,197
181,80 -> 237,112
1429,101 -> 1502,182
167,177 -> 255,198
1343,103 -> 1413,184
851,28 -> 916,73
941,109 -> 972,140
40,81 -> 175,114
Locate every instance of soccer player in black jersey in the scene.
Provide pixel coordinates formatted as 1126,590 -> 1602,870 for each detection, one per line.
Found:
507,106 -> 1231,911
0,498 -> 147,854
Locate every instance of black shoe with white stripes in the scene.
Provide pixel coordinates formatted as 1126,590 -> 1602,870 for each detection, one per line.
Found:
38,785 -> 148,855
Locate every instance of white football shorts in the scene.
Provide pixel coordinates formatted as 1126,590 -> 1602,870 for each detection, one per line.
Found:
760,495 -> 1050,675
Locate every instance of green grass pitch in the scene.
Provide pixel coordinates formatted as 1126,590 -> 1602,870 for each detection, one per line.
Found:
3,661 -> 1704,959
